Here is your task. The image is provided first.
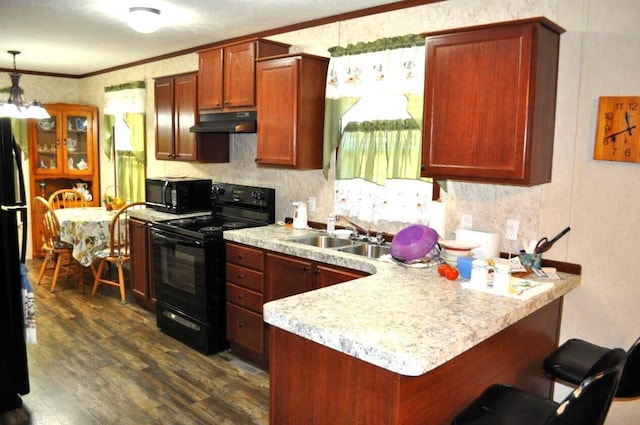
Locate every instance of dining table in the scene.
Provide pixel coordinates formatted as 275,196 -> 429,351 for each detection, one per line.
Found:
54,206 -> 122,267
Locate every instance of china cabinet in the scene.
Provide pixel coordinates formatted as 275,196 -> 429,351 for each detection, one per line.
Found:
256,54 -> 329,169
28,103 -> 99,256
197,39 -> 290,112
421,18 -> 565,185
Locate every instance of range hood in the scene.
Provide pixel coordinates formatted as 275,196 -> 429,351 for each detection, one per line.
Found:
190,111 -> 257,133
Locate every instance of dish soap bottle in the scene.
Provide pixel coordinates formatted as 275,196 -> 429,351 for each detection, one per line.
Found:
327,212 -> 336,234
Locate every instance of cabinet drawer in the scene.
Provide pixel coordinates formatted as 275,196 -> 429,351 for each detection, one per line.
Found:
227,283 -> 263,313
226,303 -> 264,354
226,263 -> 263,292
226,243 -> 264,270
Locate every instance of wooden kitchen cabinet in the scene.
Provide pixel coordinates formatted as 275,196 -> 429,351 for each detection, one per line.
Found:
225,242 -> 367,370
226,242 -> 268,368
29,103 -> 99,256
129,217 -> 155,311
421,17 -> 565,185
198,39 -> 290,111
256,54 -> 329,169
155,72 -> 230,162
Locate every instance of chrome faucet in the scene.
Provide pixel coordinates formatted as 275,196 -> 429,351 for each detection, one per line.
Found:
336,215 -> 371,242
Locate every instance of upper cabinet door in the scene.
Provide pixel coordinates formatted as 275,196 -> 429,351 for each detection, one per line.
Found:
62,107 -> 95,176
154,76 -> 176,160
421,18 -> 565,186
173,73 -> 198,161
224,42 -> 256,109
198,48 -> 224,110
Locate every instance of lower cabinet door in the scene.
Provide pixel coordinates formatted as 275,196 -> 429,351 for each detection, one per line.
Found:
226,302 -> 264,354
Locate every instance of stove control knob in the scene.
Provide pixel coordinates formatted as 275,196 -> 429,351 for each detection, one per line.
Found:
212,186 -> 226,196
252,190 -> 266,201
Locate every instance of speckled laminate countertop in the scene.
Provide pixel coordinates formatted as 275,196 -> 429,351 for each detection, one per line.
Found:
224,225 -> 581,377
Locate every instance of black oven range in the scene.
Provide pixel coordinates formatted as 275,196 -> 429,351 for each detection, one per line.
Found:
151,182 -> 275,354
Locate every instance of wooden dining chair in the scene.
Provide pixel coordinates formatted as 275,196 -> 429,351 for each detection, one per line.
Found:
48,189 -> 88,210
34,196 -> 84,292
92,202 -> 146,303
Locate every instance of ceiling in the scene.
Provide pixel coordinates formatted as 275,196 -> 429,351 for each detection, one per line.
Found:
0,0 -> 425,77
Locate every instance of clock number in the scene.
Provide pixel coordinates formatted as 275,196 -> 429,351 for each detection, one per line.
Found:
604,112 -> 614,120
614,102 -> 624,110
629,102 -> 638,111
625,148 -> 631,157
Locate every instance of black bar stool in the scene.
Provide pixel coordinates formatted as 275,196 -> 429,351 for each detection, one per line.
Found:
451,348 -> 626,425
544,337 -> 639,398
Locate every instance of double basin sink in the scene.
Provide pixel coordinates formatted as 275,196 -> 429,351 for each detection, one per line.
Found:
287,234 -> 390,259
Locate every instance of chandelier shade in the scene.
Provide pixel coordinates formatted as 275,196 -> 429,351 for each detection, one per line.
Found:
127,7 -> 162,34
0,51 -> 50,119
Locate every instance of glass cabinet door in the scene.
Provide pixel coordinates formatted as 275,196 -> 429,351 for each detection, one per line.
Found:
34,115 -> 60,173
64,113 -> 91,173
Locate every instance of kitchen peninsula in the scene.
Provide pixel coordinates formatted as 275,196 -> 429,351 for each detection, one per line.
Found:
224,225 -> 581,425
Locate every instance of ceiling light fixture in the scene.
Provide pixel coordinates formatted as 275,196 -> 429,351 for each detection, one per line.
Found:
127,7 -> 162,34
0,51 -> 50,119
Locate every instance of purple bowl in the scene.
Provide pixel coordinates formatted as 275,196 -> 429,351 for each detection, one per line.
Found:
390,225 -> 439,261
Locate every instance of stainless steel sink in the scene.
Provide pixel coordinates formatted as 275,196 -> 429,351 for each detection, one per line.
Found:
336,244 -> 391,259
289,235 -> 355,248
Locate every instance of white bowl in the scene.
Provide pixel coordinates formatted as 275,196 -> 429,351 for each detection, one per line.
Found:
332,229 -> 353,239
440,240 -> 481,258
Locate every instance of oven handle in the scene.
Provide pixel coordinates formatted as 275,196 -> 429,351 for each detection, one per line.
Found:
151,229 -> 204,248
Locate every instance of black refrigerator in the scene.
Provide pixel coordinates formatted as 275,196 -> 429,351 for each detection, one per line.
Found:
0,117 -> 30,413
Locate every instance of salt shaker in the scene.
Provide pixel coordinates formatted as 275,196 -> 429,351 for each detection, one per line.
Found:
493,263 -> 512,294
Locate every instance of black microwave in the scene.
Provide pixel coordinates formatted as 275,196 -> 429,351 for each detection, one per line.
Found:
145,177 -> 212,214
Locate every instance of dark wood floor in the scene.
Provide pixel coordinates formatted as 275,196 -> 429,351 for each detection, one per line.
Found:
0,259 -> 269,425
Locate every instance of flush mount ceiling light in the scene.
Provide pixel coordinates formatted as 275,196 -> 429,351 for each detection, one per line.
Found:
127,6 -> 162,34
0,50 -> 50,119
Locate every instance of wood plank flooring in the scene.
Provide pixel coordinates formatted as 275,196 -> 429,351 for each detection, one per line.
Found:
0,259 -> 269,425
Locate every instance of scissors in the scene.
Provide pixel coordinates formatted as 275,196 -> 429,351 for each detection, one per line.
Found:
535,226 -> 571,254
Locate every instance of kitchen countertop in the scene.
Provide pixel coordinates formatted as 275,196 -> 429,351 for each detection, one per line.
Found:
224,225 -> 581,377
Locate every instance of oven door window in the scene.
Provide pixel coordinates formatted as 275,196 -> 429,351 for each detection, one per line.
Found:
152,230 -> 207,320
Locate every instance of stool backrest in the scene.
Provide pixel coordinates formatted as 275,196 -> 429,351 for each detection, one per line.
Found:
547,348 -> 626,425
616,337 -> 640,398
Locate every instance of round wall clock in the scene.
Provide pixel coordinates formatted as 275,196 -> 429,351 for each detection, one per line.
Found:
593,96 -> 640,162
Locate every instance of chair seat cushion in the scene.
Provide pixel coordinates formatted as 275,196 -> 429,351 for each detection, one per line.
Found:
544,339 -> 609,385
452,384 -> 558,425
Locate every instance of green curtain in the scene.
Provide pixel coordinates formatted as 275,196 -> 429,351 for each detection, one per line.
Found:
119,113 -> 145,202
10,118 -> 28,155
322,97 -> 359,178
102,114 -> 115,160
116,151 -> 145,202
336,119 -> 421,185
124,113 -> 146,164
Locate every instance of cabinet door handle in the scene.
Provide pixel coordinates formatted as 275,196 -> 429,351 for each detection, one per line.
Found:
302,266 -> 309,272
237,254 -> 245,260
238,322 -> 246,328
238,294 -> 245,299
314,269 -> 320,275
237,274 -> 245,279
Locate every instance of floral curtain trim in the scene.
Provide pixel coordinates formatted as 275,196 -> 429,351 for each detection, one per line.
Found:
328,34 -> 425,57
104,81 -> 146,115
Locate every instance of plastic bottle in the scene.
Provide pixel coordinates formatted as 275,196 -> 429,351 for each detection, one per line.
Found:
327,212 -> 336,234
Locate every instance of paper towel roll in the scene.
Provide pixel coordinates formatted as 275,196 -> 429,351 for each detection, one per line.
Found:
455,228 -> 500,260
428,201 -> 446,239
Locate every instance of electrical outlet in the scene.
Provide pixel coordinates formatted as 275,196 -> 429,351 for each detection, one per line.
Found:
307,196 -> 316,213
460,214 -> 473,229
505,219 -> 519,241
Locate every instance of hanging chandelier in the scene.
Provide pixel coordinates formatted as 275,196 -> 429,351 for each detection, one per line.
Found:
0,50 -> 50,119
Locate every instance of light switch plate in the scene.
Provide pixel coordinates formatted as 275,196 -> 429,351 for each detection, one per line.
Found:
307,196 -> 316,213
460,214 -> 473,229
